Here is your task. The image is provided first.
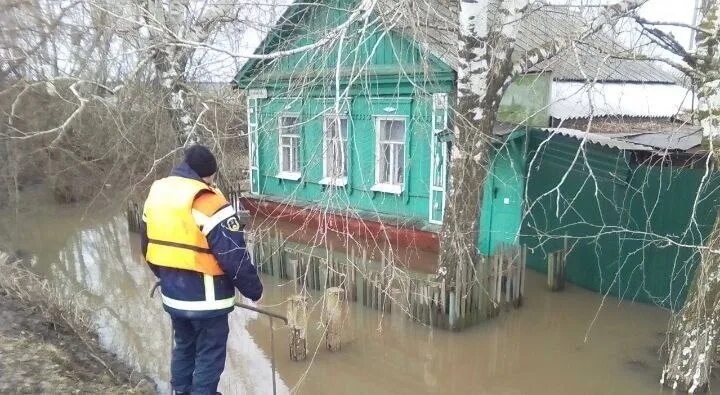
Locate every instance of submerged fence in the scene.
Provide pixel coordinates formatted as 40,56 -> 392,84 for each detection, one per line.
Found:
249,233 -> 526,330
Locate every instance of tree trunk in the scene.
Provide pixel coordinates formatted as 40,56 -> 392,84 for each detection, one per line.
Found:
153,46 -> 198,146
144,0 -> 232,146
663,2 -> 720,391
438,1 -> 518,328
663,215 -> 720,393
156,65 -> 194,146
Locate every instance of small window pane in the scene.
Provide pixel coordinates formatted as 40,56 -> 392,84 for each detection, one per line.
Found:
338,118 -> 348,139
281,116 -> 299,136
324,115 -> 348,178
389,120 -> 404,141
282,147 -> 291,172
434,109 -> 446,130
291,142 -> 299,172
379,119 -> 404,142
281,116 -> 297,128
433,142 -> 445,188
329,139 -> 346,178
381,144 -> 391,183
395,145 -> 404,184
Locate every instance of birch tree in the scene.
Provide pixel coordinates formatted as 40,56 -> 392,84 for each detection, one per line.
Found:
624,0 -> 720,391
437,1 -> 521,328
135,1 -> 241,145
439,0 -> 646,328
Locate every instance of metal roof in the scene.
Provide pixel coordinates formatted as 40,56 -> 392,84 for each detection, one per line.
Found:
623,127 -> 702,151
537,125 -> 703,152
375,1 -> 678,84
541,128 -> 655,151
447,124 -> 702,152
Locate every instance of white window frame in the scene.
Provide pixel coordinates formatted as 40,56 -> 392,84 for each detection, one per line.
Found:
372,116 -> 407,195
246,97 -> 259,194
429,93 -> 449,224
277,113 -> 301,180
320,114 -> 349,186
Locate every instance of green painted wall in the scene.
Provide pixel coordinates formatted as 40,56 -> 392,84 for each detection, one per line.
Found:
479,135 -> 528,255
522,130 -> 720,309
254,94 -> 438,228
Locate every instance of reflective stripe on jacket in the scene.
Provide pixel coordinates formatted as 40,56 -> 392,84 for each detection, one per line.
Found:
140,162 -> 263,319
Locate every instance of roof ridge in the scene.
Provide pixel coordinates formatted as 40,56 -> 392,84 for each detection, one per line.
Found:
374,0 -> 677,84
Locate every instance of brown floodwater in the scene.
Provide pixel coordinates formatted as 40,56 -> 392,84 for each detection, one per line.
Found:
0,188 -> 708,394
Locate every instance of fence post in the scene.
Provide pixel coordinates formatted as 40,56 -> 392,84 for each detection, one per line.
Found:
324,287 -> 344,352
287,294 -> 308,361
547,238 -> 567,291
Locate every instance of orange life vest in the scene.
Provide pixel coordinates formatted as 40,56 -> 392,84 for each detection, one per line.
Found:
143,176 -> 225,276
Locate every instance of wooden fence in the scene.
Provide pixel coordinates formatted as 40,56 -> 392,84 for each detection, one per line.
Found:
249,233 -> 527,330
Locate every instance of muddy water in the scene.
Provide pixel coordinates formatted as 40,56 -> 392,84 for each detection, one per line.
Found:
0,190 -> 284,394
0,190 -> 694,394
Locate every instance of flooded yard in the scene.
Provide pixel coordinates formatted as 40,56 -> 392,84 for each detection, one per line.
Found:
250,272 -> 671,395
0,191 -> 694,394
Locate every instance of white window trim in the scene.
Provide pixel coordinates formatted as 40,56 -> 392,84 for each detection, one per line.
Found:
276,171 -> 302,181
371,183 -> 403,195
373,115 -> 407,194
322,114 -> 349,182
277,112 -> 301,179
319,176 -> 348,187
429,93 -> 449,224
246,97 -> 259,194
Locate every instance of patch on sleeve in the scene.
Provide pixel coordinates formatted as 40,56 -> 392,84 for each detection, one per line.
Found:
222,216 -> 242,232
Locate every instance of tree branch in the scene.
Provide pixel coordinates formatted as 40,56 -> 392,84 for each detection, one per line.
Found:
517,0 -> 650,76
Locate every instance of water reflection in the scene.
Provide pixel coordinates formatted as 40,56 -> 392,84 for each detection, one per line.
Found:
10,208 -> 288,394
242,273 -> 673,395
1,197 -> 687,395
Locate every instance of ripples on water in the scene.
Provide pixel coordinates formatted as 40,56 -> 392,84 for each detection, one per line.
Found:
0,195 -> 689,395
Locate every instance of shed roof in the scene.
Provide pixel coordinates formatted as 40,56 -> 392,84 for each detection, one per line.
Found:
541,128 -> 655,151
495,123 -> 702,152
375,1 -> 678,84
534,126 -> 703,152
619,126 -> 702,151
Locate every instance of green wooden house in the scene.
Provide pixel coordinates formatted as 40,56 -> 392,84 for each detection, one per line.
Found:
233,0 -> 709,306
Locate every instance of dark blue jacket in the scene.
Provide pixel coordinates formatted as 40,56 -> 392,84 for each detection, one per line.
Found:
141,163 -> 263,319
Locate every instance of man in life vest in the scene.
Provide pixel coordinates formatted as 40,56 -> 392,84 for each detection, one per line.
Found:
140,145 -> 263,395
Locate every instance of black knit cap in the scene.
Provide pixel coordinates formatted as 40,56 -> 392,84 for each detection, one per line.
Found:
185,145 -> 217,178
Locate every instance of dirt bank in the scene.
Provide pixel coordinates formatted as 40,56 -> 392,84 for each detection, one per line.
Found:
0,256 -> 155,394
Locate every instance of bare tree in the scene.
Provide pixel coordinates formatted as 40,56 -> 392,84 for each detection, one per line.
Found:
620,0 -> 720,391
0,0 -> 292,206
439,0 -> 647,328
135,1 -> 243,145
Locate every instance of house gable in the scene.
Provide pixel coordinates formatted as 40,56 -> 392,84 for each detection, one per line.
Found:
234,0 -> 454,91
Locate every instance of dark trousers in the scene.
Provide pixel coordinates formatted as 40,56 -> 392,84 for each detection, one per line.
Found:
170,314 -> 230,395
